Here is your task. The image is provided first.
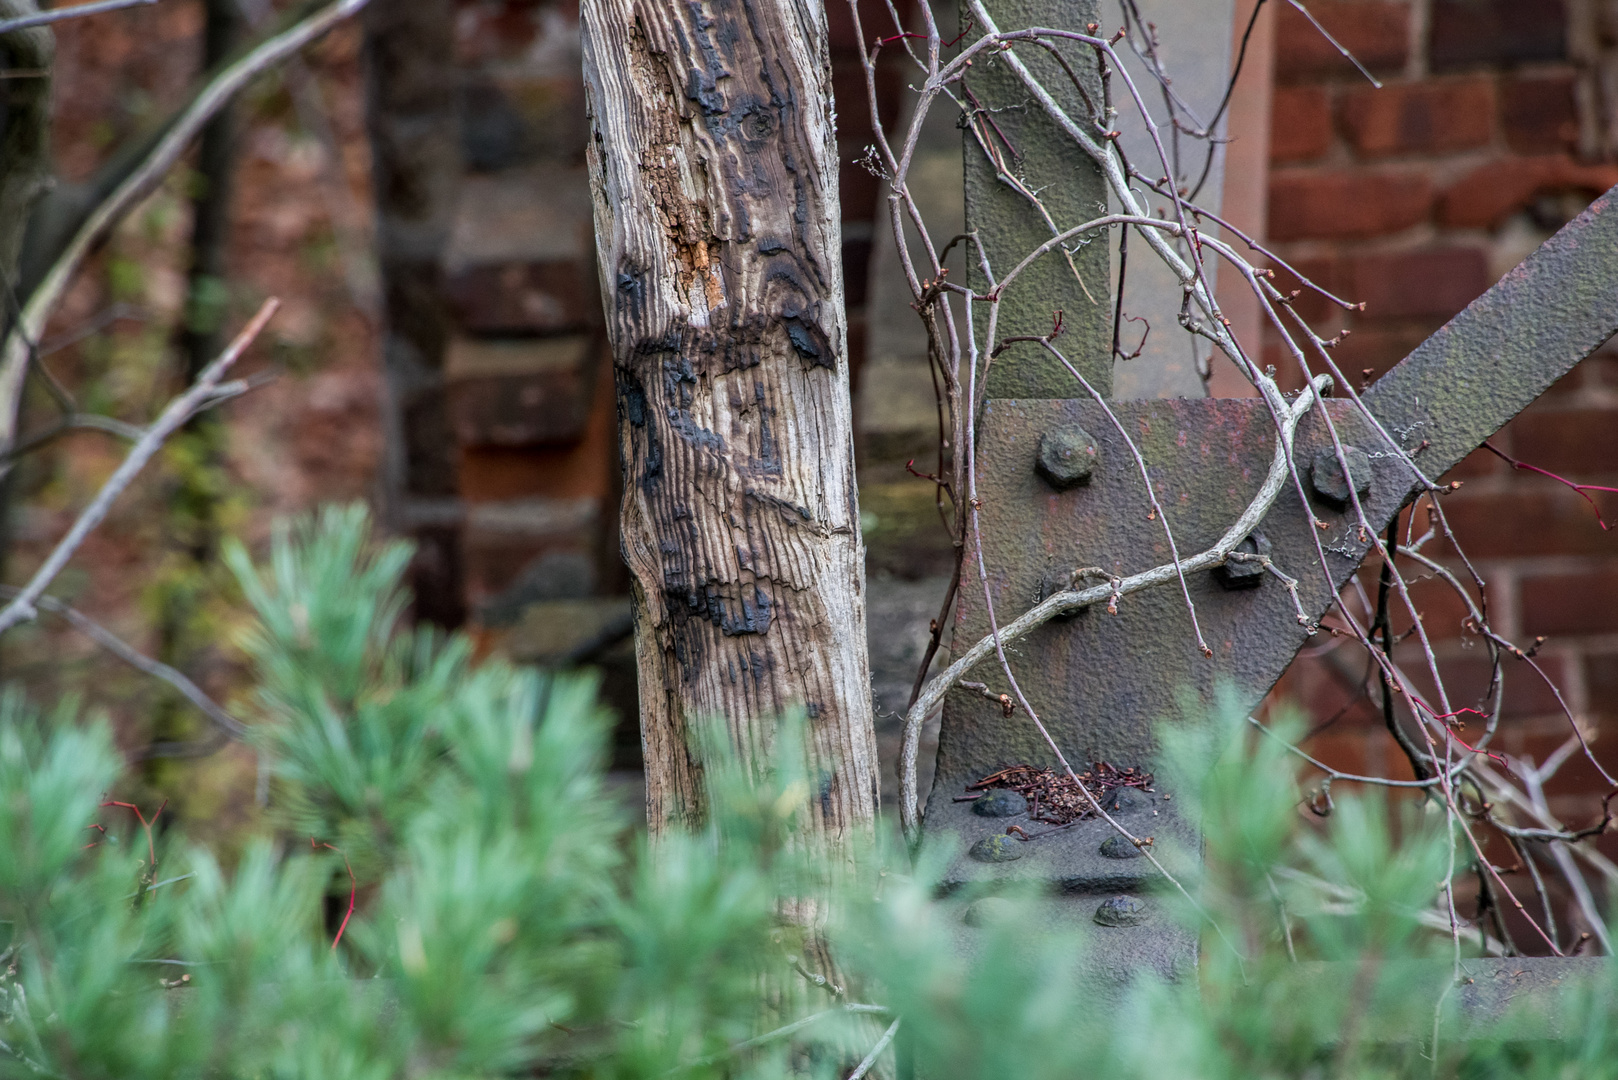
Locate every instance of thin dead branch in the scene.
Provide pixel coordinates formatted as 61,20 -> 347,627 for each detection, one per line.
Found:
0,0 -> 158,34
0,299 -> 278,637
0,0 -> 369,469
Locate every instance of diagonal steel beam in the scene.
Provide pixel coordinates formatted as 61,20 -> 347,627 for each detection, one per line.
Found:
1363,187 -> 1618,479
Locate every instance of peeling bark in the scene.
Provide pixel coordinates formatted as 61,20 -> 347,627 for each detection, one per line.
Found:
581,0 -> 878,848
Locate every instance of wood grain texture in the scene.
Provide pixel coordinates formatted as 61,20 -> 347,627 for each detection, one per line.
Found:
581,0 -> 878,844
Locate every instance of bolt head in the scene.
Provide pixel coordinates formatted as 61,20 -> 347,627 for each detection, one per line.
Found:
1037,570 -> 1087,621
1102,786 -> 1147,813
1099,835 -> 1143,860
968,834 -> 1024,863
971,789 -> 1027,817
1309,445 -> 1372,507
963,896 -> 1017,927
1035,423 -> 1099,490
1214,530 -> 1272,591
1094,894 -> 1149,926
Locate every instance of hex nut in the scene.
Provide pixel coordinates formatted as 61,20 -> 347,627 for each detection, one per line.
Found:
1094,894 -> 1149,927
1038,570 -> 1087,621
1214,530 -> 1272,591
1035,423 -> 1099,490
968,834 -> 1025,863
963,896 -> 1017,927
1099,835 -> 1143,860
971,789 -> 1027,817
1102,786 -> 1147,813
1308,445 -> 1372,507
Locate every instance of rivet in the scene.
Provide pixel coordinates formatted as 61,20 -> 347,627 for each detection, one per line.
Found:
1035,423 -> 1099,490
1215,530 -> 1271,591
971,789 -> 1027,817
968,834 -> 1024,862
1308,445 -> 1372,507
1102,786 -> 1147,813
1099,835 -> 1143,859
964,896 -> 1017,927
1094,894 -> 1149,926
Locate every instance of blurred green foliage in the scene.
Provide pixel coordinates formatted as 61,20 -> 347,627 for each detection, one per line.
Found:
0,505 -> 1615,1080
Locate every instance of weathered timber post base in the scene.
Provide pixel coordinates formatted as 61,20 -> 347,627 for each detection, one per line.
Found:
582,0 -> 879,845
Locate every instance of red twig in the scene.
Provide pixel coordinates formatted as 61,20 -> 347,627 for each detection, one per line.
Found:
1483,441 -> 1617,530
877,15 -> 973,49
311,839 -> 357,950
905,458 -> 947,485
1115,312 -> 1149,360
1407,698 -> 1513,774
962,83 -> 1021,162
99,798 -> 166,866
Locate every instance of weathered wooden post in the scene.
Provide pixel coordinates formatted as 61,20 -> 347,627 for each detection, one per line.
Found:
581,0 -> 881,848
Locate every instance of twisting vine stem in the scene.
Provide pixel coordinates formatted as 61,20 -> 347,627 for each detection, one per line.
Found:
852,0 -> 1612,958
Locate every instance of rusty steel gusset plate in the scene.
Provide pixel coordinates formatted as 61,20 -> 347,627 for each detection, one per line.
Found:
925,185 -> 1618,886
929,397 -> 1387,812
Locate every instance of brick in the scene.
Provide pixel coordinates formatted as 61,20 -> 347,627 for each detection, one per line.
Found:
1433,655 -> 1568,721
1269,169 -> 1432,239
460,73 -> 589,172
1588,651 -> 1618,720
1437,155 -> 1618,229
1339,77 -> 1494,158
462,496 -> 605,608
447,165 -> 593,267
1275,1 -> 1409,83
409,525 -> 466,628
1591,349 -> 1618,391
838,160 -> 882,231
1500,74 -> 1580,154
1300,729 -> 1376,778
1267,255 -> 1341,323
843,236 -> 874,307
455,4 -> 548,67
1520,568 -> 1618,637
825,0 -> 863,53
1345,247 -> 1490,321
402,390 -> 458,496
1513,728 -> 1616,800
1430,0 -> 1567,71
1366,728 -> 1424,782
1434,488 -> 1618,558
1270,85 -> 1334,163
446,261 -> 599,335
1440,444 -> 1508,482
1332,323 -> 1440,383
458,353 -> 618,503
1269,656 -> 1381,731
826,0 -> 919,53
1387,571 -> 1488,641
499,597 -> 634,658
1396,655 -> 1566,746
446,336 -> 600,449
1506,405 -> 1618,480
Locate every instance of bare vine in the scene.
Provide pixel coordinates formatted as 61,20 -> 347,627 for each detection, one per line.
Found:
853,0 -> 1615,960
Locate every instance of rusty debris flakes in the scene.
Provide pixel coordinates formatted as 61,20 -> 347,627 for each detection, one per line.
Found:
963,761 -> 1153,825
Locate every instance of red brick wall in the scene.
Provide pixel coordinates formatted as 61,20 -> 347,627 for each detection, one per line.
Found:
1263,0 -> 1618,834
